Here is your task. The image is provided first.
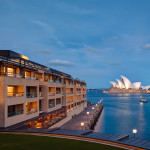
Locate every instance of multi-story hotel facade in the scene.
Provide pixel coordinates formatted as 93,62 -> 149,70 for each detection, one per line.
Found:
0,50 -> 87,128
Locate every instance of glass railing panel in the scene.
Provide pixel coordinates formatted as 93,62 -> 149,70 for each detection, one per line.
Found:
26,107 -> 37,115
48,92 -> 55,96
39,92 -> 43,97
7,92 -> 24,97
56,91 -> 61,94
26,93 -> 37,98
48,104 -> 55,108
8,110 -> 23,117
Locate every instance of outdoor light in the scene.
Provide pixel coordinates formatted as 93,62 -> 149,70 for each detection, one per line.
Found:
133,129 -> 137,138
92,107 -> 95,116
86,112 -> 89,128
81,122 -> 84,131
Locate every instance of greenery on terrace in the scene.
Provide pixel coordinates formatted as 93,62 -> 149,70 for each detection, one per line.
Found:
0,133 -> 125,150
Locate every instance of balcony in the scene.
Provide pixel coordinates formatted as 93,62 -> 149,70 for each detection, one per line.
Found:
7,85 -> 24,98
8,104 -> 24,117
39,92 -> 43,97
56,91 -> 61,94
49,99 -> 55,108
8,110 -> 23,117
53,80 -> 61,83
7,72 -> 22,78
26,93 -> 37,98
39,99 -> 43,112
39,78 -> 43,82
39,105 -> 43,111
48,91 -> 55,96
70,99 -> 74,102
26,86 -> 37,98
26,107 -> 38,115
48,79 -> 52,82
56,98 -> 61,105
67,91 -> 73,94
7,92 -> 24,97
48,104 -> 55,108
25,75 -> 36,80
26,101 -> 38,115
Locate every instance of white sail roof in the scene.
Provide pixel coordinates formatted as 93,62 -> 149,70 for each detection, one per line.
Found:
109,81 -> 116,87
120,75 -> 131,89
116,79 -> 125,88
132,82 -> 141,89
109,75 -> 142,90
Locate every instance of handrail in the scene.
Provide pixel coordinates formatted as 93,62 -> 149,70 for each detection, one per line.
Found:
26,93 -> 37,98
7,92 -> 24,97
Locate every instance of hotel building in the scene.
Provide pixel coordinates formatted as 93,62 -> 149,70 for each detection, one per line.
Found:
0,50 -> 87,129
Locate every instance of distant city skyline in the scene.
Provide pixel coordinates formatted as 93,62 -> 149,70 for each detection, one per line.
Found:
1,0 -> 150,88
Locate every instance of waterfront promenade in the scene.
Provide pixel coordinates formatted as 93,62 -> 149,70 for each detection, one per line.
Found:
60,104 -> 103,131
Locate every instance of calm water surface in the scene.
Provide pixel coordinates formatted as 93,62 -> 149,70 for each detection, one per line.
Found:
87,90 -> 150,140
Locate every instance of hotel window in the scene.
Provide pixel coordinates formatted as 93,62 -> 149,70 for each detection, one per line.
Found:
7,86 -> 15,97
7,67 -> 15,77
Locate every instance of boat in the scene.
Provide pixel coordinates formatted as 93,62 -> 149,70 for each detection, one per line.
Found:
140,99 -> 148,103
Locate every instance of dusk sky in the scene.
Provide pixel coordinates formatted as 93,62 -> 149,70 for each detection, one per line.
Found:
1,0 -> 150,88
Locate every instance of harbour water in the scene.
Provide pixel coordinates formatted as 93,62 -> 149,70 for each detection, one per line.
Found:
87,90 -> 150,140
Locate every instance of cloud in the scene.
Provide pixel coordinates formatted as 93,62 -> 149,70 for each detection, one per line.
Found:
35,49 -> 51,54
32,20 -> 64,46
107,62 -> 120,67
47,59 -> 75,67
84,47 -> 99,53
55,3 -> 95,15
110,36 -> 118,40
143,44 -> 150,50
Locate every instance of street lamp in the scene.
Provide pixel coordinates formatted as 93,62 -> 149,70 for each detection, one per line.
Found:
92,107 -> 95,115
86,111 -> 89,127
81,122 -> 84,131
133,129 -> 137,138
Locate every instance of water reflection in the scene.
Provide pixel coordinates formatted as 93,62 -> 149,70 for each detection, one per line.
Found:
87,90 -> 150,140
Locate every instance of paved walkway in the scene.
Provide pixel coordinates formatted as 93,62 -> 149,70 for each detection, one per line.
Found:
60,104 -> 103,130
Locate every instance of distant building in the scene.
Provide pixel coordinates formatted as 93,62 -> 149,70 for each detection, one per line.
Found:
107,75 -> 150,94
0,50 -> 87,128
110,75 -> 141,89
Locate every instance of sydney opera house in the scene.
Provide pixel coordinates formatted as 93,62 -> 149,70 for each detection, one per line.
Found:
106,75 -> 150,94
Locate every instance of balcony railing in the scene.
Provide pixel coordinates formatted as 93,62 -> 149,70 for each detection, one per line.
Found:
26,93 -> 37,98
39,92 -> 43,97
56,101 -> 61,105
53,80 -> 61,83
66,91 -> 73,94
25,75 -> 36,80
48,92 -> 55,96
26,107 -> 37,115
39,78 -> 43,82
67,99 -> 73,103
48,103 -> 55,108
7,73 -> 23,78
70,99 -> 74,102
8,110 -> 23,117
39,105 -> 43,111
48,79 -> 52,82
7,92 -> 24,97
56,91 -> 61,94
